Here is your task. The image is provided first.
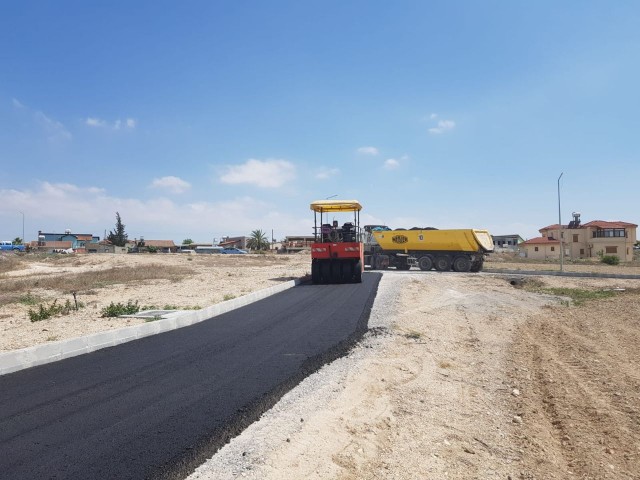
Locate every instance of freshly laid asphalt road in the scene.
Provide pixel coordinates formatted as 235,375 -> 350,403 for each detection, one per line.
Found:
0,273 -> 381,480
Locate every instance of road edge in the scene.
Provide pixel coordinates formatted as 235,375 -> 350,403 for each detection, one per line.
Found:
0,276 -> 309,376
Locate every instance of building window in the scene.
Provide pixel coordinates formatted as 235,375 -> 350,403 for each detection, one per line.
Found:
551,246 -> 555,251
605,246 -> 618,254
535,247 -> 539,252
593,229 -> 626,238
573,234 -> 579,243
580,249 -> 585,255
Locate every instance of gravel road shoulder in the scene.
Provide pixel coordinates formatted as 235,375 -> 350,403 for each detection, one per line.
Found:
189,271 -> 640,480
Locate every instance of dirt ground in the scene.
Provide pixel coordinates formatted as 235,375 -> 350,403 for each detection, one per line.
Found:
1,252 -> 639,479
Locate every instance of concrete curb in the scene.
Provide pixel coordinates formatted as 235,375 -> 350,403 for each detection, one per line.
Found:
0,277 -> 308,376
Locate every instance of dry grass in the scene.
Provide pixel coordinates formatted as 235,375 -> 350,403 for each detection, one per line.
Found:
0,264 -> 194,307
0,254 -> 24,274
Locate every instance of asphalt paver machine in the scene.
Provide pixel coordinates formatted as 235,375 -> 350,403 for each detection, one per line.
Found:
310,199 -> 363,284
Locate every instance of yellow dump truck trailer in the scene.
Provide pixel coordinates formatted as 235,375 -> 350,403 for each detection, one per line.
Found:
364,226 -> 493,272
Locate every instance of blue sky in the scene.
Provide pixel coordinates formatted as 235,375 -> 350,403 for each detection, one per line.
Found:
2,1 -> 639,244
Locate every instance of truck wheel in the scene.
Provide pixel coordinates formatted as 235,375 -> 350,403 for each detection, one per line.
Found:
453,256 -> 471,272
434,256 -> 450,271
321,262 -> 331,283
342,262 -> 354,282
311,261 -> 321,284
354,261 -> 362,283
418,256 -> 433,271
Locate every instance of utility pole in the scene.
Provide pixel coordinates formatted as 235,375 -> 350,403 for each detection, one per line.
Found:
558,172 -> 564,272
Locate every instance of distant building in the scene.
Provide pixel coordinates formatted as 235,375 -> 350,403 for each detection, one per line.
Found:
520,213 -> 638,262
31,230 -> 100,253
280,235 -> 314,253
218,236 -> 248,249
492,234 -> 524,251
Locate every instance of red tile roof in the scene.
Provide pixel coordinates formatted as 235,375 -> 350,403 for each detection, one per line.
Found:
539,224 -> 562,231
582,220 -> 638,228
521,236 -> 560,245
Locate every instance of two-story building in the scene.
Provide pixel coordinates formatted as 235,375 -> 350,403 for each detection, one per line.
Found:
520,213 -> 637,262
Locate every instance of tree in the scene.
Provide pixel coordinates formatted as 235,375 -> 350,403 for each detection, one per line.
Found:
182,239 -> 194,245
246,229 -> 269,251
13,237 -> 23,245
107,212 -> 128,247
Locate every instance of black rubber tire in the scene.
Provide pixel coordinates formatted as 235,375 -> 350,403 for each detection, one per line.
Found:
453,255 -> 472,272
342,261 -> 354,283
320,262 -> 331,283
354,261 -> 362,283
418,255 -> 433,271
434,256 -> 450,271
470,258 -> 483,272
311,261 -> 321,284
331,262 -> 342,283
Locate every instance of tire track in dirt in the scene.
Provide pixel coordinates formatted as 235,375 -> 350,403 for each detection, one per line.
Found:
509,292 -> 640,479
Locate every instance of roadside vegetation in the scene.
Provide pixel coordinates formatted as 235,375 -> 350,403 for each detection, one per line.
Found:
514,277 -> 625,306
0,262 -> 194,308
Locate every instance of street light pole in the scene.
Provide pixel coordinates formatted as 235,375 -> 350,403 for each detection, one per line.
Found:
18,211 -> 24,245
557,173 -> 564,272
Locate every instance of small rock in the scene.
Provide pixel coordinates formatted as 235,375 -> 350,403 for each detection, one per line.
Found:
444,439 -> 451,446
512,388 -> 521,397
512,415 -> 523,424
463,447 -> 476,454
605,448 -> 614,454
286,438 -> 290,443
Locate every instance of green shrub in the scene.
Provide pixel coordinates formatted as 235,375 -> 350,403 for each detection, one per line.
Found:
101,300 -> 140,317
18,293 -> 40,305
601,255 -> 620,265
28,299 -> 77,322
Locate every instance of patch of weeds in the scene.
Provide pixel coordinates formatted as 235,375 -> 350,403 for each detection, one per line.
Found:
46,335 -> 59,342
438,360 -> 453,369
145,315 -> 163,322
18,293 -> 41,306
28,299 -> 78,322
161,304 -> 201,310
403,330 -> 422,340
223,294 -> 236,301
101,300 -> 140,317
541,287 -> 618,306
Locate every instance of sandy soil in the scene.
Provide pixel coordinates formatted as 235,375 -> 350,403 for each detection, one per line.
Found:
0,252 -> 309,352
2,252 -> 639,479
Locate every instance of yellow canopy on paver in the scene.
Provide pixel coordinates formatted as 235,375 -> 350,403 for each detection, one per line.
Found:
309,200 -> 362,213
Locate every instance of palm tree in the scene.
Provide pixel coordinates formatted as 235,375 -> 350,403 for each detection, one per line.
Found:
247,229 -> 269,251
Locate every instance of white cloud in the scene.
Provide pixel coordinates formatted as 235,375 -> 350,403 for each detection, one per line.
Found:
429,119 -> 456,135
86,117 -> 136,130
356,146 -> 379,156
220,158 -> 296,188
384,158 -> 400,170
315,167 -> 340,180
86,117 -> 107,128
0,183 -> 310,242
34,111 -> 72,142
150,176 -> 191,194
430,113 -> 438,119
10,99 -> 71,141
